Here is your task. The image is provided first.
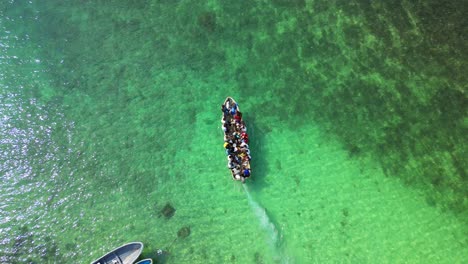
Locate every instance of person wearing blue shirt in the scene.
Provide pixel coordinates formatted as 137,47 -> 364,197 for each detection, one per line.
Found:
230,103 -> 237,115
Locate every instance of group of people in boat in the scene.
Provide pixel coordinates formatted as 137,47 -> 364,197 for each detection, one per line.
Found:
221,98 -> 251,182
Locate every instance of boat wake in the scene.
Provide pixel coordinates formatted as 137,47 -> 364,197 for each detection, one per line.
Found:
243,185 -> 291,263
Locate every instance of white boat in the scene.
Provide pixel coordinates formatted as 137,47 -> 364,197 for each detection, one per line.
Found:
90,242 -> 143,264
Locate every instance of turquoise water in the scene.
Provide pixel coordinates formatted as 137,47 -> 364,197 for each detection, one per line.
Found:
1,1 -> 467,263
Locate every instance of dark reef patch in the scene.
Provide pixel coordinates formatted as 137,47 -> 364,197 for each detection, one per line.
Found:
342,208 -> 349,217
198,11 -> 217,32
161,203 -> 176,219
254,252 -> 264,264
177,226 -> 191,238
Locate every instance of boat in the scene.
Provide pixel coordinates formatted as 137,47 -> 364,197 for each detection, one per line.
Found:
221,97 -> 251,183
135,259 -> 153,264
90,242 -> 143,264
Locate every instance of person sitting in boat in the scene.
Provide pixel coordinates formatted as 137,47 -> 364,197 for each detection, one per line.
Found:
225,143 -> 235,155
239,152 -> 246,159
241,132 -> 248,139
244,148 -> 250,155
244,149 -> 251,160
227,160 -> 235,169
234,153 -> 242,163
242,160 -> 250,169
227,146 -> 235,156
240,121 -> 247,132
224,123 -> 232,136
239,122 -> 246,132
221,104 -> 230,115
227,155 -> 237,166
224,142 -> 230,149
243,168 -> 251,178
233,111 -> 242,122
241,132 -> 249,143
230,103 -> 238,115
233,165 -> 240,174
238,145 -> 247,154
233,131 -> 241,140
243,152 -> 251,161
235,173 -> 245,182
230,118 -> 237,126
224,134 -> 233,144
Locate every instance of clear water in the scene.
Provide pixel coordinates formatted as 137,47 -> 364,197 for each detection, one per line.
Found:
1,1 -> 466,263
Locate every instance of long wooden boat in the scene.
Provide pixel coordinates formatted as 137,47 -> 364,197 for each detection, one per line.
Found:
90,242 -> 143,264
221,97 -> 251,183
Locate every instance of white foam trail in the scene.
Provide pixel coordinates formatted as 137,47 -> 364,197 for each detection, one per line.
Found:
243,185 -> 291,263
244,185 -> 279,246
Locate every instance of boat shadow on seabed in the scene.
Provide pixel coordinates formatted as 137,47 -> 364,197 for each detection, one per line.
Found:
244,114 -> 270,192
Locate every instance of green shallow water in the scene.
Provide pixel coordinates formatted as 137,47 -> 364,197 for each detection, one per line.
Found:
0,1 -> 467,263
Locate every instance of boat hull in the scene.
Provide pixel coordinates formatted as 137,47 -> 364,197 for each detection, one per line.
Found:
135,259 -> 153,264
